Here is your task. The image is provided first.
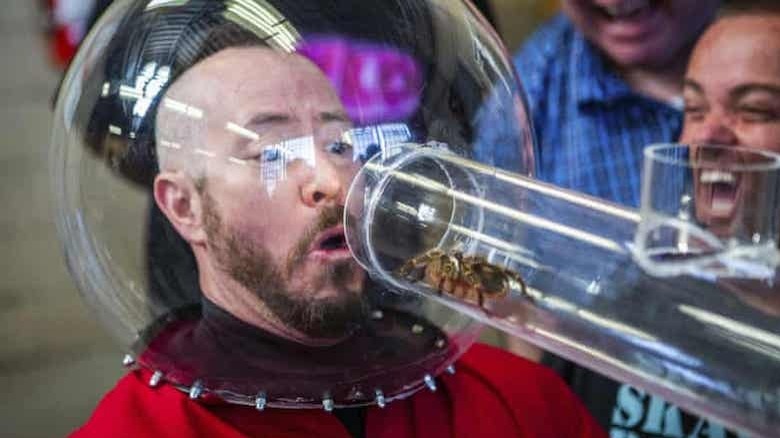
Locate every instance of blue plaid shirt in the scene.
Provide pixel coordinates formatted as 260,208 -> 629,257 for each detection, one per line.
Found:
514,14 -> 683,207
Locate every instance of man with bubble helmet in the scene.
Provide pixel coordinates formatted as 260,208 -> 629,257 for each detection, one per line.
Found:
57,1 -> 605,437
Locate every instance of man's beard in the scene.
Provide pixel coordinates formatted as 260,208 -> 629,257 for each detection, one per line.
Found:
201,190 -> 368,339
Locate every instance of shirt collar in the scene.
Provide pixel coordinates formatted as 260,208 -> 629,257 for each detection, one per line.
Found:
572,32 -> 636,106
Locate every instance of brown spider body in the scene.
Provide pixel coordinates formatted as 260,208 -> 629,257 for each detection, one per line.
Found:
396,249 -> 527,310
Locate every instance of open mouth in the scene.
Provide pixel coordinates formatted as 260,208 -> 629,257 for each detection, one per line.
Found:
309,226 -> 351,260
699,169 -> 741,219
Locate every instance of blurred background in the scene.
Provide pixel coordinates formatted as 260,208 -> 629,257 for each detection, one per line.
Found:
0,1 -> 557,436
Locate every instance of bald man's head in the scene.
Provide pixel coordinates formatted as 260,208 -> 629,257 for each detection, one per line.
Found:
154,54 -> 224,179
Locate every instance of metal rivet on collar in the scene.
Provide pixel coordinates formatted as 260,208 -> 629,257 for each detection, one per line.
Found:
148,370 -> 163,387
375,390 -> 386,408
424,374 -> 437,392
189,380 -> 204,399
255,393 -> 267,411
322,397 -> 335,412
446,365 -> 456,375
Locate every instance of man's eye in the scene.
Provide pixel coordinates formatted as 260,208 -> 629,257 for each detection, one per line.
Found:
683,106 -> 706,121
738,107 -> 779,123
325,141 -> 352,155
683,106 -> 705,114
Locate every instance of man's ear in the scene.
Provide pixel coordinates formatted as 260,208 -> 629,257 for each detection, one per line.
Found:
153,171 -> 207,244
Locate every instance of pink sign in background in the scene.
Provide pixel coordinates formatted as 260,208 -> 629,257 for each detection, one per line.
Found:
299,37 -> 423,124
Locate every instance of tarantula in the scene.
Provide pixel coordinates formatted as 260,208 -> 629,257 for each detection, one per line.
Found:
396,249 -> 527,310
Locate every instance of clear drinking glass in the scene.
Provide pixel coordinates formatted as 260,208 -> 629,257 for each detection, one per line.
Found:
634,143 -> 780,280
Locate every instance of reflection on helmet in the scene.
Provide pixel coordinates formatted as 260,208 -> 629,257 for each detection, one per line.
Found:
52,0 -> 534,408
299,38 -> 423,124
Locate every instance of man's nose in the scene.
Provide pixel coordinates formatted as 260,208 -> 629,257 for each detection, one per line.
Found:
690,113 -> 739,146
300,151 -> 345,208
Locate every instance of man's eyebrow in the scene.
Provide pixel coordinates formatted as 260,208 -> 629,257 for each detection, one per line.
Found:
242,111 -> 349,126
731,83 -> 780,99
682,79 -> 704,94
243,112 -> 291,127
319,110 -> 351,123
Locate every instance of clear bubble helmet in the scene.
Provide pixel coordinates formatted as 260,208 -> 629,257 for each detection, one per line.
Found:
50,0 -> 534,408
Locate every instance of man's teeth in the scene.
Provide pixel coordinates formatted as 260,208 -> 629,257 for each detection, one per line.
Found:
603,0 -> 650,18
700,170 -> 736,185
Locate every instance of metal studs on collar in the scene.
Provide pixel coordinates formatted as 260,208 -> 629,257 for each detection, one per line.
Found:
148,370 -> 164,387
189,380 -> 204,399
423,374 -> 437,392
446,365 -> 456,375
255,393 -> 267,411
122,354 -> 135,367
374,390 -> 386,408
322,396 -> 335,412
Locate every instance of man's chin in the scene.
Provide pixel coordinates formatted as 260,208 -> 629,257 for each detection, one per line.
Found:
605,45 -> 665,69
272,271 -> 369,340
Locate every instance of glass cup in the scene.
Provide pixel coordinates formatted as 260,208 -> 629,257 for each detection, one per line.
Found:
634,143 -> 780,279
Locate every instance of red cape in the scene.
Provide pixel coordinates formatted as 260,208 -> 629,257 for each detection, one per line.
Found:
70,343 -> 606,438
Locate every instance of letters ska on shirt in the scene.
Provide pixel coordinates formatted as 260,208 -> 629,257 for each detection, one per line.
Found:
609,385 -> 748,438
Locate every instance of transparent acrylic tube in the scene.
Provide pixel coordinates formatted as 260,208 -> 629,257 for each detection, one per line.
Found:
345,145 -> 780,437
